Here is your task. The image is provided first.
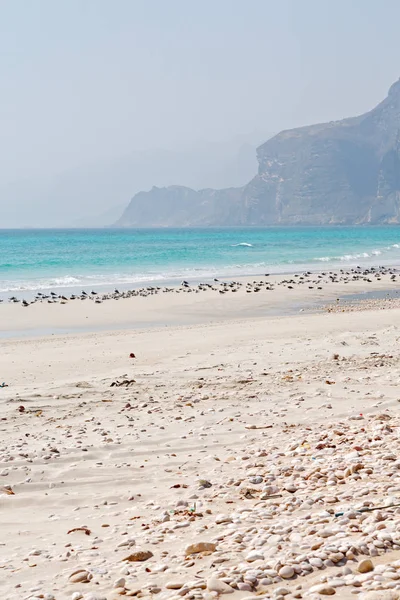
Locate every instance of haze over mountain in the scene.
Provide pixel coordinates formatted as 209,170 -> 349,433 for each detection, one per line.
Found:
116,80 -> 400,227
2,1 -> 400,228
0,134 -> 263,228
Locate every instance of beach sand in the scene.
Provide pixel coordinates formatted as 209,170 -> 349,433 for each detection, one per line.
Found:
2,268 -> 400,337
2,271 -> 400,599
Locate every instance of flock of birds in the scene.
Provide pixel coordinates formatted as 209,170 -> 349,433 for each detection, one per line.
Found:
3,266 -> 398,307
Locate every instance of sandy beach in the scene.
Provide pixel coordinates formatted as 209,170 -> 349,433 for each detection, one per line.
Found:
2,270 -> 400,600
5,1 -> 400,599
2,267 -> 400,337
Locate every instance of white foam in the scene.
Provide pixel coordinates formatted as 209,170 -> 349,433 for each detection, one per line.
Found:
314,242 -> 400,264
53,276 -> 80,285
3,237 -> 400,298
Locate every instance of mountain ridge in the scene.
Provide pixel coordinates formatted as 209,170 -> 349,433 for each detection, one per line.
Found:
115,80 -> 400,227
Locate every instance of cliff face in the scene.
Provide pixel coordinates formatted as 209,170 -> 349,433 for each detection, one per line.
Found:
114,185 -> 244,227
115,80 -> 400,227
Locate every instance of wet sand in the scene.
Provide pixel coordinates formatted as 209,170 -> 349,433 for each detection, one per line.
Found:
1,266 -> 400,338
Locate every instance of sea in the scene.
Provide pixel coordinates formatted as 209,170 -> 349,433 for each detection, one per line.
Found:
1,227 -> 400,299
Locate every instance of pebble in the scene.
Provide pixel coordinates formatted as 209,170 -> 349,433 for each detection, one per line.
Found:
284,483 -> 298,493
237,583 -> 252,591
215,514 -> 233,524
308,584 -> 336,595
358,559 -> 374,573
207,578 -> 234,594
249,476 -> 263,484
122,550 -> 153,562
279,566 -> 295,579
320,529 -> 334,538
68,570 -> 92,584
165,582 -> 184,590
245,550 -> 265,562
185,542 -> 216,555
309,558 -> 324,568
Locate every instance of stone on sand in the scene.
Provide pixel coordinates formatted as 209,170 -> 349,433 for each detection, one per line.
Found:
185,542 -> 216,555
207,578 -> 234,594
308,584 -> 336,595
279,565 -> 295,579
122,550 -> 153,562
68,570 -> 92,583
357,559 -> 374,573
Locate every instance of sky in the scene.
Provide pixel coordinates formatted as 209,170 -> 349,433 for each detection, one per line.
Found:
1,0 -> 400,226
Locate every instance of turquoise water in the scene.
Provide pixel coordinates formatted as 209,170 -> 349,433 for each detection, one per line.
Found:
1,227 -> 400,297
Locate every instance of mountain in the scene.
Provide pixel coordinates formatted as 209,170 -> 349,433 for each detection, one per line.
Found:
115,80 -> 400,227
0,135 -> 263,228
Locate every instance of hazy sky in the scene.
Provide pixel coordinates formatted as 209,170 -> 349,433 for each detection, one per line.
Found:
1,0 -> 400,223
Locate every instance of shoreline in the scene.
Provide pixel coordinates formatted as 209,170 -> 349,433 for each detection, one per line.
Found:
1,265 -> 400,339
4,226 -> 400,306
2,259 -> 400,302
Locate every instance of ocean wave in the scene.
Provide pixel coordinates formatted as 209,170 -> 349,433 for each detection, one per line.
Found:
0,273 -> 169,293
0,263 -> 270,295
315,253 -> 370,262
314,243 -> 400,263
53,276 -> 80,285
2,237 -> 400,297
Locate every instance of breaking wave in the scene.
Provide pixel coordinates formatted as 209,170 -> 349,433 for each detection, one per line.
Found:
315,243 -> 400,263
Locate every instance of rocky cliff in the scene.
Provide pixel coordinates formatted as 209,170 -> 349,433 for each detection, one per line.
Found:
115,80 -> 400,227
